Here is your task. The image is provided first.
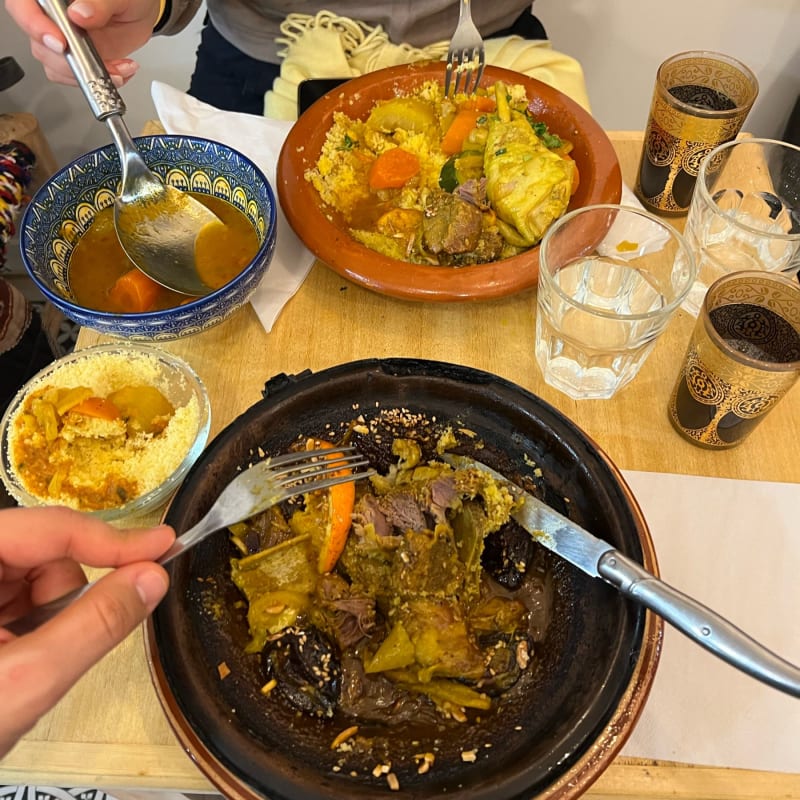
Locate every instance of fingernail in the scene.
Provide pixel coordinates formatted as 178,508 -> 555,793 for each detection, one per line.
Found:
42,34 -> 64,54
69,2 -> 93,20
110,74 -> 125,88
135,569 -> 168,609
113,60 -> 139,78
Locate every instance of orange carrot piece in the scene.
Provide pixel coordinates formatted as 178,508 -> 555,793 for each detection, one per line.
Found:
368,148 -> 421,190
305,439 -> 356,574
460,95 -> 496,113
108,268 -> 162,313
70,396 -> 121,421
441,109 -> 482,156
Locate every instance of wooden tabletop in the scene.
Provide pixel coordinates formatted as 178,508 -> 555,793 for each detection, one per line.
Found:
2,131 -> 798,798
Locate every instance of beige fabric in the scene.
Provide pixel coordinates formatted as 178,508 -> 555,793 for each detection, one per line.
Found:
264,11 -> 591,120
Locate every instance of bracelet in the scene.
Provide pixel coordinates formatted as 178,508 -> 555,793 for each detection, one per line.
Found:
153,0 -> 171,32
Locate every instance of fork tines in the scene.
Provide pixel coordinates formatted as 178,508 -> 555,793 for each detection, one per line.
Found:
445,49 -> 486,97
268,445 -> 372,486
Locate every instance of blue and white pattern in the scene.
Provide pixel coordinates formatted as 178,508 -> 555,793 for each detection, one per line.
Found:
19,136 -> 277,341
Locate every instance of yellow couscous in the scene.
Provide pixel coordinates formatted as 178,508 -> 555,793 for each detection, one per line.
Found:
304,79 -> 576,266
6,350 -> 200,512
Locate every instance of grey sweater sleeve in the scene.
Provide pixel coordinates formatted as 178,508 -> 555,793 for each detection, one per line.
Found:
154,0 -> 203,36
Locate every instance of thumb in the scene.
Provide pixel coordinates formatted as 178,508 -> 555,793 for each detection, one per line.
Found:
0,563 -> 168,750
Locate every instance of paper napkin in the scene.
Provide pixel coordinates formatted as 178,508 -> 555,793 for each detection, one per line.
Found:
150,81 -> 316,332
619,470 -> 800,773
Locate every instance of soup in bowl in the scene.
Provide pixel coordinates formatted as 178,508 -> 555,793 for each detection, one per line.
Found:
20,135 -> 277,341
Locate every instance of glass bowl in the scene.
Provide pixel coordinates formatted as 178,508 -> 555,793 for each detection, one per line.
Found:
0,343 -> 211,522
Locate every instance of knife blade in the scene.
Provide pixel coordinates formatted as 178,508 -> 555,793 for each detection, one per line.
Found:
445,454 -> 800,699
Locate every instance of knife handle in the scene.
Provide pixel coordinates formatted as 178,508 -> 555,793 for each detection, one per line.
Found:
598,550 -> 800,699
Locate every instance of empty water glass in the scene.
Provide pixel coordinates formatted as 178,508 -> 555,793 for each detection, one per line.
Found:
535,204 -> 696,400
681,137 -> 800,316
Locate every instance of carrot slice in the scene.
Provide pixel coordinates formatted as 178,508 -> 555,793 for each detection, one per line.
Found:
305,438 -> 356,573
108,268 -> 163,313
460,95 -> 496,113
441,109 -> 482,156
70,396 -> 121,421
368,148 -> 421,190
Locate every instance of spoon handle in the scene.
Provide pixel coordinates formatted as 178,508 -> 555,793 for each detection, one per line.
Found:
37,0 -> 125,120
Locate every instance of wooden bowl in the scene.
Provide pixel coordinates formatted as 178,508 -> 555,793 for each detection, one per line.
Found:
277,63 -> 622,302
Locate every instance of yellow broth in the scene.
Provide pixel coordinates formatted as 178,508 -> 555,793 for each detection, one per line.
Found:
68,193 -> 259,313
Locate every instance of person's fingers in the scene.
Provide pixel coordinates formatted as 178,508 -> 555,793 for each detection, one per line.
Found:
0,557 -> 86,628
0,561 -> 168,756
28,39 -> 77,85
5,0 -> 64,44
67,0 -> 160,30
0,507 -> 175,570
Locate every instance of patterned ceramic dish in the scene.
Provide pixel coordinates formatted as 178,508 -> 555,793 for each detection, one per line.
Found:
0,343 -> 211,523
19,135 -> 277,341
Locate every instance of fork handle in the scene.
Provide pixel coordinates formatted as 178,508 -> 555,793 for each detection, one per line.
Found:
37,0 -> 125,119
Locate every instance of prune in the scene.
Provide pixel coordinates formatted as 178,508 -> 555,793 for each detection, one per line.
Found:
481,521 -> 535,589
262,626 -> 341,717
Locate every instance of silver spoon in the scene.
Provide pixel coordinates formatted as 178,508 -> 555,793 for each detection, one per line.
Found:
38,0 -> 220,297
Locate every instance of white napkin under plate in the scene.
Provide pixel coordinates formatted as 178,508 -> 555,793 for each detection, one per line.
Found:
151,81 -> 316,333
619,470 -> 800,774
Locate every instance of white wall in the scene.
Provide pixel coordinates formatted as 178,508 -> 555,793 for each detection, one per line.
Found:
538,0 -> 800,138
1,0 -> 798,171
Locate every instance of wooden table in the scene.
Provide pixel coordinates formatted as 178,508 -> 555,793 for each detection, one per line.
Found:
2,132 -> 797,798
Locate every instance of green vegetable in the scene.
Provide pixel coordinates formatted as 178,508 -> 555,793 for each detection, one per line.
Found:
438,150 -> 485,192
529,120 -> 564,150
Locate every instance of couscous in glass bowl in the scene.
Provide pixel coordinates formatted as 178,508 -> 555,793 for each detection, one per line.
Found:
0,343 -> 210,523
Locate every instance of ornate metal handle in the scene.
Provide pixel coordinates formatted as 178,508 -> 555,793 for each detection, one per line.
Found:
37,0 -> 125,119
599,550 -> 800,698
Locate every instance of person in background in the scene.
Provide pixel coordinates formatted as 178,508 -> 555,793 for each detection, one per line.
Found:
0,506 -> 174,759
5,0 -> 548,115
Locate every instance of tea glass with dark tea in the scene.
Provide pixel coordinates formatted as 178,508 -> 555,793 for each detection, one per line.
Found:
668,271 -> 800,449
636,50 -> 758,215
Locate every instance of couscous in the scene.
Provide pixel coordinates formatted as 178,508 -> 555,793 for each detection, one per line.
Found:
5,350 -> 201,511
304,79 -> 577,266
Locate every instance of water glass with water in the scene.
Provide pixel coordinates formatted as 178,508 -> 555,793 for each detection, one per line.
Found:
535,204 -> 696,400
681,138 -> 800,317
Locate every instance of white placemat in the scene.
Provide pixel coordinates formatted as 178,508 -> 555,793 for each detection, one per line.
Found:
619,469 -> 800,773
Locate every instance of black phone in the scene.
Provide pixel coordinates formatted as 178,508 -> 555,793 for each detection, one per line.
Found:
297,78 -> 349,116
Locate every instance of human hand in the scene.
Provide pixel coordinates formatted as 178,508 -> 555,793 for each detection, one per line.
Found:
4,0 -> 162,87
0,506 -> 175,758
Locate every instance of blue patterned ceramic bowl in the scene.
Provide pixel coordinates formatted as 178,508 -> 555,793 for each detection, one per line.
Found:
20,135 -> 277,341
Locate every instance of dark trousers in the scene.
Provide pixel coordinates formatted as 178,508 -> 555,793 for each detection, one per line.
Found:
188,17 -> 281,115
188,9 -> 547,116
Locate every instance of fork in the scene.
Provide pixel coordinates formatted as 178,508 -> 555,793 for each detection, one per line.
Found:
3,446 -> 374,636
444,0 -> 486,96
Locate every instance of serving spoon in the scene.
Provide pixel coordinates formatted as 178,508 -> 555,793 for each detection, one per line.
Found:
38,0 -> 219,296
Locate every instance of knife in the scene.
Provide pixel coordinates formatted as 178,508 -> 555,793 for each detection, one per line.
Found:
445,454 -> 800,699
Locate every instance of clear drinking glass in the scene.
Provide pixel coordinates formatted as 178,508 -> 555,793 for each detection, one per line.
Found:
535,204 -> 696,400
681,137 -> 800,316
